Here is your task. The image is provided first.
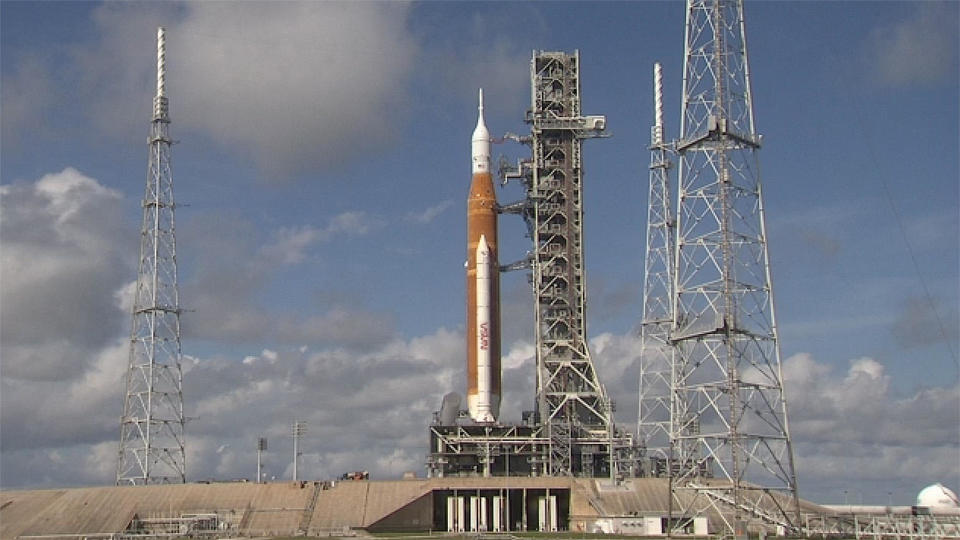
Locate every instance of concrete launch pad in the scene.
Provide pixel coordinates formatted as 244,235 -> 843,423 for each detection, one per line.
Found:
2,477 -> 845,538
0,478 -> 621,538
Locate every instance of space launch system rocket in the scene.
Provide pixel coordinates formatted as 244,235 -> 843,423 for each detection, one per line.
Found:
466,89 -> 501,423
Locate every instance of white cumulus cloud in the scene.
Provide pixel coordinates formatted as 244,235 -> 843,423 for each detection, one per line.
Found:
867,2 -> 958,87
781,353 -> 959,502
406,200 -> 454,225
260,211 -> 383,265
171,2 -> 417,176
0,168 -> 130,380
3,2 -> 418,177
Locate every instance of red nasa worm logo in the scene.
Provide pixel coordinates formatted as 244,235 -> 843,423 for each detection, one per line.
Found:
479,322 -> 490,351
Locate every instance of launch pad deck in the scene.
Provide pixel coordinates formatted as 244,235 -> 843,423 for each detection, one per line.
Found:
2,477 -> 847,537
427,421 -> 638,480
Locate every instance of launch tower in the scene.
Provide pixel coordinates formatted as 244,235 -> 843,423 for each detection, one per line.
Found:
116,27 -> 187,485
508,51 -> 623,477
636,0 -> 801,533
428,51 -> 635,481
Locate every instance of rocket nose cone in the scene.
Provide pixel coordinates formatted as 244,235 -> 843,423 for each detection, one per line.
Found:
471,88 -> 491,173
477,234 -> 489,252
472,124 -> 490,144
472,116 -> 489,143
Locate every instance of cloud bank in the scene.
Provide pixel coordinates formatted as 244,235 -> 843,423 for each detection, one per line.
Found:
0,169 -> 130,381
3,171 -> 954,504
171,2 -> 417,176
3,2 -> 418,177
867,2 -> 959,87
783,353 -> 959,502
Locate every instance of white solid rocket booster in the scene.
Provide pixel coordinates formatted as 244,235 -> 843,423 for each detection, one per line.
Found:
474,234 -> 494,423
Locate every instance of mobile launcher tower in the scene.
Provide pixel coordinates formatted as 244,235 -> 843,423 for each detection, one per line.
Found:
427,51 -> 637,480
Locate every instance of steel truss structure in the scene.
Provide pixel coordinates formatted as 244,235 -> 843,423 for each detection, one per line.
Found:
523,50 -> 611,477
117,27 -> 186,485
428,422 -> 546,478
660,0 -> 800,533
803,512 -> 960,540
636,62 -> 674,475
504,50 -> 634,478
426,416 -> 636,480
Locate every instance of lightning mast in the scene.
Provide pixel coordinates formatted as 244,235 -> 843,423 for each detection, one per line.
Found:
117,26 -> 186,485
636,63 -> 674,473
667,0 -> 799,533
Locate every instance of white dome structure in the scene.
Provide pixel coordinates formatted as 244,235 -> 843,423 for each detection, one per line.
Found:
917,483 -> 960,509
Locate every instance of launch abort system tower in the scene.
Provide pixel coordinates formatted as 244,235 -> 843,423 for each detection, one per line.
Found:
116,27 -> 186,485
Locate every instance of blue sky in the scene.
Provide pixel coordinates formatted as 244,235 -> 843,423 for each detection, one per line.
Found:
1,1 -> 957,505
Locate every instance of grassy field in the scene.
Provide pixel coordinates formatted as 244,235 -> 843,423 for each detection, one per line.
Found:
265,534 -> 823,540
264,534 -> 708,540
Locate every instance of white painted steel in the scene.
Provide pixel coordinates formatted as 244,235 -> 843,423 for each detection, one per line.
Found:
653,62 -> 664,144
667,0 -> 799,533
447,496 -> 455,531
156,27 -> 165,98
637,60 -> 675,464
470,496 -> 488,531
471,235 -> 496,423
447,496 -> 465,532
470,496 -> 479,531
523,51 -> 620,476
117,26 -> 185,486
538,495 -> 557,531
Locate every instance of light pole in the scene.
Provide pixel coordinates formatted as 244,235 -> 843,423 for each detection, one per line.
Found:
257,437 -> 267,484
293,421 -> 307,482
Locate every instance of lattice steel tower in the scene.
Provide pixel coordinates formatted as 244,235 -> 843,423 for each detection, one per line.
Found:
665,0 -> 799,532
117,27 -> 186,485
503,51 -> 622,477
636,63 -> 674,472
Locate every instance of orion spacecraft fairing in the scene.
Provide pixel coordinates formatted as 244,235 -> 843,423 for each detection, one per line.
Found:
466,89 -> 501,423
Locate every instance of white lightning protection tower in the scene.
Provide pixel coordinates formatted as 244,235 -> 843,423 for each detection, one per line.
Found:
116,27 -> 186,485
637,0 -> 801,533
